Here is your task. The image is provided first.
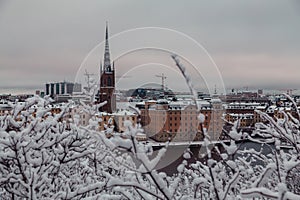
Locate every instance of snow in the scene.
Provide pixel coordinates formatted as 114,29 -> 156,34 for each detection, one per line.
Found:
221,140 -> 237,155
183,151 -> 191,159
113,110 -> 135,116
241,187 -> 278,199
198,113 -> 205,123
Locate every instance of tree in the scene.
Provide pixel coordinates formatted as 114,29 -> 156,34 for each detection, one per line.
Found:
0,96 -> 121,199
239,94 -> 300,199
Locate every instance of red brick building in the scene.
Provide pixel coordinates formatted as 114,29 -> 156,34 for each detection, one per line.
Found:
137,99 -> 223,142
98,22 -> 116,113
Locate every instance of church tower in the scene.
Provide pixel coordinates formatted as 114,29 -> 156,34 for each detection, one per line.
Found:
99,22 -> 116,113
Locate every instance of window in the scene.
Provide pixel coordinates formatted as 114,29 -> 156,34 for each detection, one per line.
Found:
56,83 -> 60,94
107,77 -> 112,86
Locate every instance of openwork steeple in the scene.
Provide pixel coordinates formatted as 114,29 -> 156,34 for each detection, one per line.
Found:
103,21 -> 112,72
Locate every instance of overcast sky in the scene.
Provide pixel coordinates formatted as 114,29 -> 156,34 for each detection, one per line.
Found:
0,0 -> 300,94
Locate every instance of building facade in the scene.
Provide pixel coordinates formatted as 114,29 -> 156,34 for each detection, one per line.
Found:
45,81 -> 81,99
136,99 -> 224,142
208,98 -> 224,140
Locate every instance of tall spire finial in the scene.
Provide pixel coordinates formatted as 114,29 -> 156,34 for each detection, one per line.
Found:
105,21 -> 109,40
103,21 -> 111,72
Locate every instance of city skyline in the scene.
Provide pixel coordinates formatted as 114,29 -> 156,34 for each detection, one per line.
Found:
1,0 -> 300,94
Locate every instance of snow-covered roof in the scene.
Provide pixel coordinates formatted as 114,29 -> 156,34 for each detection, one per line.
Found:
147,100 -> 157,103
169,100 -> 191,106
275,107 -> 292,111
210,98 -> 222,103
112,110 -> 136,116
135,101 -> 145,105
44,103 -> 68,109
256,105 -> 267,110
157,99 -> 169,104
136,132 -> 146,137
228,113 -> 254,119
99,111 -> 111,116
0,100 -> 11,107
227,102 -> 264,110
228,102 -> 260,106
196,100 -> 210,106
175,94 -> 193,99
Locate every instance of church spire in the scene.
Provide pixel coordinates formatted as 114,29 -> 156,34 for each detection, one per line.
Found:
103,21 -> 112,72
98,22 -> 116,113
100,60 -> 102,75
105,21 -> 109,40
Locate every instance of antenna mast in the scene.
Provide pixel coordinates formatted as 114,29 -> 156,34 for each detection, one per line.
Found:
155,73 -> 167,92
84,69 -> 95,92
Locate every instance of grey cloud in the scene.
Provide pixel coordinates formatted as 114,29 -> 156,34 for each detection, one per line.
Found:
0,0 -> 299,94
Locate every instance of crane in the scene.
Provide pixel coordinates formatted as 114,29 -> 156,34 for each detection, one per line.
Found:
155,73 -> 167,92
84,69 -> 95,92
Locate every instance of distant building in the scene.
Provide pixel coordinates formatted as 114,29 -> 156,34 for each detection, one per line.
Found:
35,90 -> 45,98
0,100 -> 12,116
45,81 -> 81,102
224,102 -> 267,128
35,90 -> 41,96
99,110 -> 138,132
220,91 -> 269,104
0,94 -> 11,101
127,87 -> 175,100
258,89 -> 263,95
